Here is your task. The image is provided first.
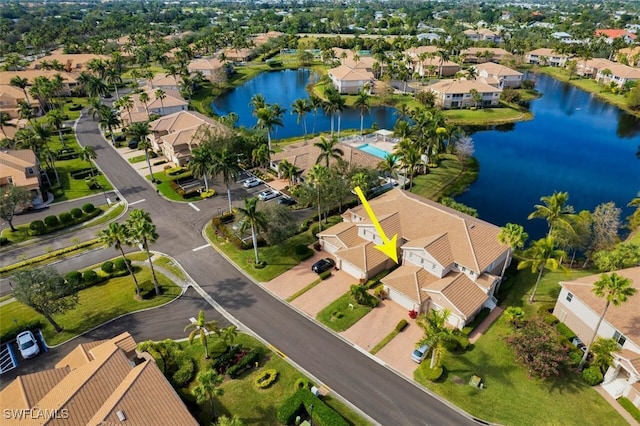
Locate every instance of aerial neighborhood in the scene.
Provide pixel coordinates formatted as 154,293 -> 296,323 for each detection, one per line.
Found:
1,1 -> 640,425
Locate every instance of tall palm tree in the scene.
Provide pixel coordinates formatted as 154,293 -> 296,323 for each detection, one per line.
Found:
528,191 -> 574,237
497,223 -> 529,280
249,93 -> 266,116
97,222 -> 141,297
278,159 -> 300,186
579,273 -> 636,369
139,91 -> 150,116
184,310 -> 220,359
251,143 -> 272,170
9,76 -> 29,101
46,109 -> 66,147
128,122 -> 154,180
85,75 -> 109,98
517,236 -> 566,303
314,136 -> 344,167
354,89 -> 370,137
189,143 -> 214,191
417,308 -> 459,369
192,368 -> 224,421
396,143 -> 423,190
255,105 -> 283,152
212,148 -> 240,213
0,112 -> 12,140
237,197 -> 269,264
126,209 -> 161,295
79,145 -> 97,177
377,153 -> 400,180
307,164 -> 329,232
104,66 -> 123,99
98,107 -> 121,145
291,98 -> 310,138
154,88 -> 166,114
308,95 -> 323,135
114,94 -> 134,125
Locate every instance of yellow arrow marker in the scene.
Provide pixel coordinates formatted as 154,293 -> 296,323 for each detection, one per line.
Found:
354,186 -> 398,263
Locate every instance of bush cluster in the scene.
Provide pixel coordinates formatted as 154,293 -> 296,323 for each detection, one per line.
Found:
318,270 -> 332,280
70,168 -> 99,180
254,369 -> 278,389
582,366 -> 604,386
276,389 -> 349,426
0,320 -> 44,345
227,348 -> 260,378
211,345 -> 242,374
293,244 -> 314,261
294,378 -> 312,391
395,319 -> 408,332
28,204 -> 100,236
420,364 -> 444,381
165,166 -> 186,176
65,268 -> 104,291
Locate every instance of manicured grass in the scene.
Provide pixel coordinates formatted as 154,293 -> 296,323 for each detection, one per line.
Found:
410,154 -> 478,201
316,292 -> 373,332
155,255 -> 187,281
413,269 -> 626,425
285,277 -> 322,302
176,334 -> 369,426
1,266 -> 181,346
442,105 -> 532,125
618,397 -> 640,423
370,328 -> 400,355
147,171 -> 203,202
128,154 -> 147,164
205,223 -> 317,282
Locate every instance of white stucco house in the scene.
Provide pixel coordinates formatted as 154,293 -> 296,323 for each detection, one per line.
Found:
525,48 -> 571,67
475,62 -> 523,88
553,267 -> 640,405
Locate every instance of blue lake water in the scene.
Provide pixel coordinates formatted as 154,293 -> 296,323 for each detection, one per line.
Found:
212,70 -> 640,239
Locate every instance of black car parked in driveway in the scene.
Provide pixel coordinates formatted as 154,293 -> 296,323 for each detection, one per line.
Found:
278,197 -> 297,206
311,258 -> 335,274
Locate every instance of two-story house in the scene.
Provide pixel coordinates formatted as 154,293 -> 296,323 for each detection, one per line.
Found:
525,48 -> 571,67
0,149 -> 43,205
475,62 -> 523,88
425,79 -> 502,109
317,189 -> 510,329
595,64 -> 640,88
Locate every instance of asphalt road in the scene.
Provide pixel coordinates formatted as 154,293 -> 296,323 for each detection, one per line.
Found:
2,111 -> 480,425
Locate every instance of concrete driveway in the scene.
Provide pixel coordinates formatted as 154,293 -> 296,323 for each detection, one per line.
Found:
340,300 -> 407,352
376,319 -> 424,378
262,250 -> 331,299
291,269 -> 356,317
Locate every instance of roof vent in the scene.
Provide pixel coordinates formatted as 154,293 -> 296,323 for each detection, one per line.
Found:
116,410 -> 126,421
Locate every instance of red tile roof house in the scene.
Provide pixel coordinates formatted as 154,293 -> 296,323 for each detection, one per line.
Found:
0,332 -> 198,425
595,29 -> 637,44
553,267 -> 640,405
317,188 -> 511,329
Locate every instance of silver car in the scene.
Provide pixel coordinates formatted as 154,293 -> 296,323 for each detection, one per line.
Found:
16,331 -> 40,359
258,189 -> 280,201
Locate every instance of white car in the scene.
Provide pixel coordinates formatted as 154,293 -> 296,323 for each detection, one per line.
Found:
16,331 -> 40,359
243,177 -> 263,188
258,189 -> 280,201
411,344 -> 430,363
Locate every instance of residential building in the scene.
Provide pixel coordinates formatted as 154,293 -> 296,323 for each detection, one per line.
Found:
404,47 -> 460,77
575,58 -> 616,78
328,57 -> 375,94
425,79 -> 502,109
187,57 -> 227,82
595,64 -> 640,88
148,110 -> 232,166
460,47 -> 511,64
121,87 -> 188,126
475,62 -> 523,88
148,74 -> 180,91
0,332 -> 198,425
525,48 -> 571,67
553,267 -> 640,405
0,70 -> 79,97
29,52 -> 110,72
463,28 -> 503,43
0,84 -> 33,119
0,149 -> 43,205
595,29 -> 637,44
318,188 -> 510,329
222,47 -> 255,62
618,46 -> 640,66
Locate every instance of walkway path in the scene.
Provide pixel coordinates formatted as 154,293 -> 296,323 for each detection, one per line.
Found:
468,306 -> 504,344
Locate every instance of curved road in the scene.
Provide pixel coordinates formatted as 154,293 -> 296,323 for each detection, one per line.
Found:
70,112 -> 478,425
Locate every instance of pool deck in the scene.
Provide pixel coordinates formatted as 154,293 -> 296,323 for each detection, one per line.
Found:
340,133 -> 398,155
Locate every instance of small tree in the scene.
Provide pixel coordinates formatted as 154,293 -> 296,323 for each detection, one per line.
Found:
416,308 -> 459,369
184,310 -> 220,359
0,186 -> 34,232
591,337 -> 619,374
12,267 -> 79,332
192,368 -> 224,421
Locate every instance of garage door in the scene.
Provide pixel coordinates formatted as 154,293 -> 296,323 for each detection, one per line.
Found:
339,260 -> 363,280
386,287 -> 416,311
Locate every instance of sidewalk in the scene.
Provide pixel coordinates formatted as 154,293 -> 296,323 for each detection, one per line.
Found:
468,306 -> 503,344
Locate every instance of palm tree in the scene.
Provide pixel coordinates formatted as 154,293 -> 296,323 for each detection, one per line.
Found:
528,191 -> 574,237
215,415 -> 245,426
251,143 -> 272,170
307,164 -> 329,232
291,98 -> 310,138
314,136 -> 344,167
192,368 -> 224,421
0,112 -> 12,140
212,148 -> 240,213
126,209 -> 161,295
517,236 -> 566,303
497,223 -> 529,281
104,66 -> 123,99
590,338 -> 619,374
184,310 -> 220,359
154,88 -> 166,114
85,75 -> 109,98
46,109 -> 66,147
114,94 -> 134,125
377,153 -> 400,180
308,95 -> 323,135
10,76 -> 29,101
189,143 -> 214,191
578,273 -> 636,369
128,123 -> 154,180
350,284 -> 369,305
139,92 -> 150,116
97,222 -> 141,297
249,93 -> 266,116
237,197 -> 269,264
354,89 -> 370,137
396,143 -> 423,190
278,159 -> 300,186
98,107 -> 121,145
18,101 -> 34,124
256,105 -> 283,152
79,145 -> 97,177
416,308 -> 458,369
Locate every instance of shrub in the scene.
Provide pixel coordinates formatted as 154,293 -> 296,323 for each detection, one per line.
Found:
543,314 -> 559,326
82,203 -> 96,213
395,319 -> 408,332
165,166 -> 185,176
200,189 -> 215,199
309,223 -> 320,237
294,378 -> 312,391
59,212 -> 73,224
65,271 -> 83,291
582,366 -> 604,386
68,103 -> 82,111
0,237 -> 8,246
211,345 -> 242,373
0,320 -> 44,345
29,220 -> 46,235
70,208 -> 83,218
318,270 -> 332,280
227,348 -> 260,378
114,257 -> 130,272
293,244 -> 314,261
254,369 -> 278,389
101,261 -> 114,274
420,364 -> 444,381
556,322 -> 576,340
619,397 -> 640,423
44,215 -> 59,228
568,349 -> 583,368
82,270 -> 98,286
172,358 -> 195,388
277,389 -> 349,426
538,303 -> 556,315
374,285 -> 387,300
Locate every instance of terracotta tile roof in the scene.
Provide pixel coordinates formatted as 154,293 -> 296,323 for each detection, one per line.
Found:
427,79 -> 502,95
149,74 -> 179,88
461,47 -> 511,57
580,58 -> 616,69
475,62 -> 522,77
402,233 -> 454,267
29,53 -> 110,70
130,87 -> 187,114
328,64 -> 374,82
595,29 -> 636,39
526,48 -> 567,57
382,265 -> 437,304
0,84 -> 31,103
616,349 -> 640,375
342,56 -> 376,71
188,57 -> 224,72
405,46 -> 441,56
149,110 -> 231,139
0,70 -> 78,86
603,64 -> 640,79
561,267 -> 640,343
0,149 -> 39,189
0,332 -> 197,425
318,221 -> 361,249
425,271 -> 487,319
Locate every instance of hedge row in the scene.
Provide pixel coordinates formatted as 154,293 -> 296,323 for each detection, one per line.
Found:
70,168 -> 100,180
227,348 -> 260,378
461,307 -> 491,336
0,239 -> 100,274
28,204 -> 100,236
276,389 -> 349,426
0,320 -> 44,345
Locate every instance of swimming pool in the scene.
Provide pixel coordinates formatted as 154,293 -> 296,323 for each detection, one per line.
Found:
358,143 -> 391,159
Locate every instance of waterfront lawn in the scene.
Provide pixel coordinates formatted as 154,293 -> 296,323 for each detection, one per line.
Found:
177,334 -> 369,426
410,154 -> 478,201
416,269 -> 626,425
1,267 -> 180,346
205,223 -> 317,282
442,105 -> 531,125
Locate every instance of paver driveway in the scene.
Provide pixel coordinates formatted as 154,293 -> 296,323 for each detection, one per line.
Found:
376,320 -> 424,378
290,269 -> 356,317
340,300 -> 407,352
262,250 -> 329,299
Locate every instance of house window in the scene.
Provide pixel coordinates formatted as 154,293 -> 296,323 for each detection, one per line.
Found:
566,293 -> 573,302
613,331 -> 627,347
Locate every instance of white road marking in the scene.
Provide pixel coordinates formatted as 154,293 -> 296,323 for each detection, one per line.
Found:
129,199 -> 146,206
192,244 -> 210,252
188,202 -> 200,212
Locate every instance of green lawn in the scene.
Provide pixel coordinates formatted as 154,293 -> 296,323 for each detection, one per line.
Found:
409,154 -> 479,201
442,105 -> 532,125
414,268 -> 626,425
1,265 -> 181,346
176,334 -> 369,426
147,171 -> 205,202
316,292 -> 373,332
205,223 -> 318,282
128,154 -> 147,164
